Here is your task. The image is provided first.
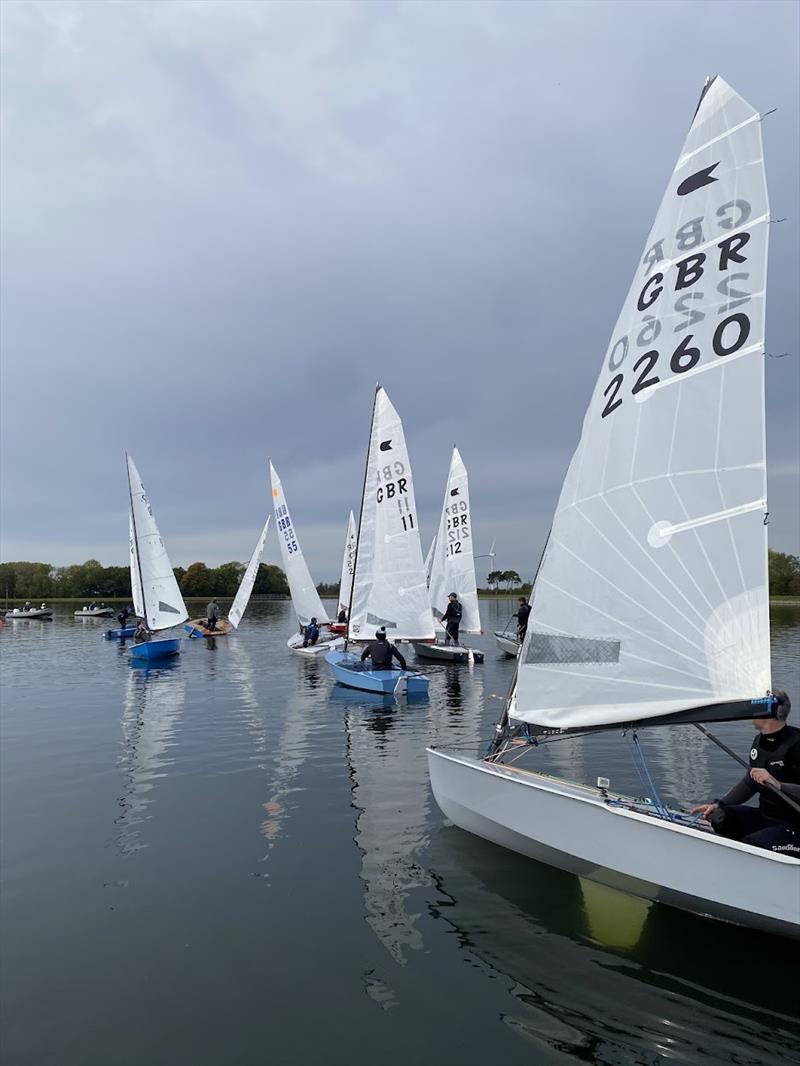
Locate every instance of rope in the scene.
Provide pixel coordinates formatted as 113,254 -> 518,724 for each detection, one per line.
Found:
628,732 -> 673,821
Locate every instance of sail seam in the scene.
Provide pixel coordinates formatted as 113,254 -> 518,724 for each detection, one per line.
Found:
677,113 -> 760,166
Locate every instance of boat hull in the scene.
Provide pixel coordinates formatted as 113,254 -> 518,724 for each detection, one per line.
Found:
493,631 -> 519,657
427,747 -> 800,938
74,608 -> 115,617
104,626 -> 136,640
129,637 -> 181,661
326,649 -> 429,695
287,633 -> 344,656
184,618 -> 233,637
412,641 -> 484,664
6,609 -> 53,619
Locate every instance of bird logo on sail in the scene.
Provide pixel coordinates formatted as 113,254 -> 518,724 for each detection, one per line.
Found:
450,488 -> 460,496
677,161 -> 719,196
379,440 -> 392,451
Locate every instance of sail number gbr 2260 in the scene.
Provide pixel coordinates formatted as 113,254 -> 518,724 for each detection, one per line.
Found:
600,229 -> 754,419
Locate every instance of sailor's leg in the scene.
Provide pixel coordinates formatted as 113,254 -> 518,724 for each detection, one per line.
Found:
708,804 -> 766,840
741,821 -> 800,856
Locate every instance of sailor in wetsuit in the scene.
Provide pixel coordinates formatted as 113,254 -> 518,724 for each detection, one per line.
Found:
441,592 -> 463,645
691,691 -> 800,856
302,617 -> 320,648
360,628 -> 407,671
513,597 -> 531,642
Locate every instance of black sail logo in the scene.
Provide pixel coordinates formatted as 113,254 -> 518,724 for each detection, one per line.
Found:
379,440 -> 392,451
677,162 -> 719,196
449,488 -> 459,496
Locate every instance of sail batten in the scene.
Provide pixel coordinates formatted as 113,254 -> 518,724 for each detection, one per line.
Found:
513,77 -> 771,730
270,462 -> 329,626
126,456 -> 188,632
348,387 -> 433,642
228,516 -> 271,630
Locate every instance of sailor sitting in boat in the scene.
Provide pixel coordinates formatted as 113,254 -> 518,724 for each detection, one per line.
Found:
691,692 -> 800,857
23,601 -> 31,612
441,592 -> 463,645
302,618 -> 320,648
133,619 -> 150,644
337,608 -> 348,623
360,628 -> 407,671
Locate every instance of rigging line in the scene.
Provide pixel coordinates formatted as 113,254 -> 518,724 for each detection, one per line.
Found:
544,540 -> 709,663
537,573 -> 709,671
694,723 -> 800,817
632,733 -> 673,821
577,500 -> 707,637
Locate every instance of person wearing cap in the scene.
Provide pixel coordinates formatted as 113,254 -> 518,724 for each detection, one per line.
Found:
691,691 -> 800,856
441,592 -> 463,646
360,627 -> 407,671
302,617 -> 320,648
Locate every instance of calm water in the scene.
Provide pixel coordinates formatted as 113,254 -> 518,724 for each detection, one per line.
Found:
1,599 -> 799,1066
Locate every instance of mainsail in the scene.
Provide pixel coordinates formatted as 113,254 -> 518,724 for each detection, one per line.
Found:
428,447 -> 481,634
348,386 -> 434,642
228,516 -> 271,630
423,535 -> 436,589
269,462 -> 329,626
126,455 -> 188,631
512,77 -> 771,730
129,510 -> 145,618
337,511 -> 357,618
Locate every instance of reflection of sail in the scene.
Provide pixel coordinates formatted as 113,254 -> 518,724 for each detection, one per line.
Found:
116,665 -> 185,854
346,707 -> 431,963
646,724 -> 711,807
427,828 -> 800,1064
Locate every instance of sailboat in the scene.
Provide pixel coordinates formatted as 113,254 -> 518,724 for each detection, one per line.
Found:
428,78 -> 800,937
413,447 -> 484,663
184,516 -> 271,636
269,461 -> 342,656
326,385 -> 432,696
126,454 -> 188,661
329,511 -> 357,635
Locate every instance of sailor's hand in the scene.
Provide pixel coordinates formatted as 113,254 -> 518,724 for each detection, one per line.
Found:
690,802 -> 719,820
750,768 -> 780,789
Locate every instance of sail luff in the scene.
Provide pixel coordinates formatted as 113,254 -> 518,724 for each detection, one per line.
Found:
427,447 -> 481,634
512,77 -> 771,731
228,516 -> 271,629
269,462 -> 329,626
337,511 -> 357,618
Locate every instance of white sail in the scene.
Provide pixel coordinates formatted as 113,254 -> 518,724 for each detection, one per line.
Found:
228,516 -> 271,630
337,511 -> 357,617
126,455 -> 188,631
513,77 -> 771,730
423,534 -> 436,589
269,462 -> 329,626
348,386 -> 434,642
428,447 -> 481,634
129,510 -> 145,618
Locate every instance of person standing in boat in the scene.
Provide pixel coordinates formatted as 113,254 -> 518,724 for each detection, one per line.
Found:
513,597 -> 531,642
118,605 -> 131,629
691,692 -> 800,856
302,617 -> 320,648
337,607 -> 348,624
206,599 -> 219,632
360,627 -> 407,671
441,592 -> 463,646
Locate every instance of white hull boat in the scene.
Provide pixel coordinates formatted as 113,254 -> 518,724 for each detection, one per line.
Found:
493,630 -> 519,657
287,632 -> 344,656
75,607 -> 115,617
5,608 -> 53,619
428,747 -> 800,938
412,640 -> 484,664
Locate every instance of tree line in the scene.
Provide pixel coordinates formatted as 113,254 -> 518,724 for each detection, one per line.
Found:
0,560 -> 289,600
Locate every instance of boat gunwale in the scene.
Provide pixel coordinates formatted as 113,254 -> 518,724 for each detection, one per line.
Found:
427,745 -> 800,867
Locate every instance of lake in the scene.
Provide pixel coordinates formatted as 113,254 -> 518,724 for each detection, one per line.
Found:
1,598 -> 798,1066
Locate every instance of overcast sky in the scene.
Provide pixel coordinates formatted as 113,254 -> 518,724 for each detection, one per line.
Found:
2,0 -> 798,582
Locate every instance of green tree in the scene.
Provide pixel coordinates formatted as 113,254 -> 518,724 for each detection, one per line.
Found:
769,550 -> 800,596
181,562 -> 214,597
501,569 -> 522,591
253,563 -> 289,595
486,570 -> 502,594
213,562 -> 246,596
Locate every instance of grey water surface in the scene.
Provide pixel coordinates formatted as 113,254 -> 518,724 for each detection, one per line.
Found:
1,599 -> 798,1066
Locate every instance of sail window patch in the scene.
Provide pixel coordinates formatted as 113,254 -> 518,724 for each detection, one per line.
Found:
524,633 -> 621,665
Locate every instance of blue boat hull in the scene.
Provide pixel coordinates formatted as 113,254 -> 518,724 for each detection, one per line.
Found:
104,626 -> 137,640
325,649 -> 429,696
129,637 -> 181,661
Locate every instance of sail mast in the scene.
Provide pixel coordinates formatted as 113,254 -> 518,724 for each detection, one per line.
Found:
347,383 -> 380,644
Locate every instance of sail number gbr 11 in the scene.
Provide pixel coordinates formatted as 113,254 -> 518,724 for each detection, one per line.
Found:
376,458 -> 416,531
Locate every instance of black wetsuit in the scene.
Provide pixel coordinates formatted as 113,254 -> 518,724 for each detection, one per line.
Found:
514,602 -> 531,641
709,724 -> 800,856
442,599 -> 463,644
118,607 -> 131,629
361,639 -> 407,671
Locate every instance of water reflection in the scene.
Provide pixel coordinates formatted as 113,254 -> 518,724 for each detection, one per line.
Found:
115,661 -> 185,854
427,828 -> 800,1065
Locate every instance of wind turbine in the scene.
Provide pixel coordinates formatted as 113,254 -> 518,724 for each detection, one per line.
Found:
474,538 -> 497,583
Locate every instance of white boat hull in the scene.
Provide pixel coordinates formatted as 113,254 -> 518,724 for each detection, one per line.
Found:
493,631 -> 519,657
287,633 -> 344,657
427,747 -> 800,938
411,641 -> 484,664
